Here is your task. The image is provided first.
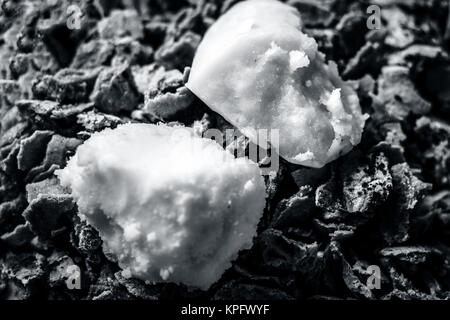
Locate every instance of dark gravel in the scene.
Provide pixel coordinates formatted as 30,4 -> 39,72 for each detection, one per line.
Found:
0,0 -> 449,300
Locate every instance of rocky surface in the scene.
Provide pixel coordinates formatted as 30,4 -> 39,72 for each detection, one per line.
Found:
0,0 -> 449,300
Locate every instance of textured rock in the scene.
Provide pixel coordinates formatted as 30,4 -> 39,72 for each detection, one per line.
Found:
25,134 -> 82,183
16,100 -> 93,126
155,31 -> 201,70
272,190 -> 316,228
0,196 -> 27,235
131,64 -> 166,95
32,68 -> 101,103
137,64 -> 198,121
90,65 -> 142,114
256,228 -> 318,273
380,162 -> 432,244
372,66 -> 431,121
379,246 -> 433,264
17,130 -> 53,172
0,80 -> 21,112
25,177 -> 69,203
71,39 -> 115,69
411,117 -> 450,188
1,222 -> 34,248
315,153 -> 393,213
97,10 -> 144,40
0,252 -> 46,294
111,37 -> 154,67
77,110 -> 124,133
22,194 -> 76,239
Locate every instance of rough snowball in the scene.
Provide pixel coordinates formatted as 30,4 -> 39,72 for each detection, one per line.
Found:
187,0 -> 368,168
56,123 -> 266,289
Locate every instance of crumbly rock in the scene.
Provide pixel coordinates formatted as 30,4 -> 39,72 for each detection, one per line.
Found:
31,68 -> 101,104
97,10 -> 144,40
90,65 -> 142,114
372,66 -> 431,121
155,31 -> 201,70
71,39 -> 115,69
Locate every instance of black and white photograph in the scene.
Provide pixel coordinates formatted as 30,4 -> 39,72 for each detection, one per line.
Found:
0,0 -> 449,314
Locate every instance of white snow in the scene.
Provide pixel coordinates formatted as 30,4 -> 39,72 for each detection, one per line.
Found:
187,0 -> 368,168
56,123 -> 266,289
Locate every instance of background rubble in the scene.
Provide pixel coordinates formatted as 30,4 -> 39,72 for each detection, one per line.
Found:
0,0 -> 449,300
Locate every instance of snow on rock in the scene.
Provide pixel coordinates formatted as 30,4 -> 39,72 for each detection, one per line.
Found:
55,123 -> 266,289
187,0 -> 368,168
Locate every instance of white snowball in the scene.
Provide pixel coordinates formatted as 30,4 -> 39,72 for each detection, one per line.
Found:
187,0 -> 368,168
56,123 -> 266,289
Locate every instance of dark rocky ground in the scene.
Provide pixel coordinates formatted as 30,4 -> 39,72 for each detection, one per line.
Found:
0,0 -> 449,300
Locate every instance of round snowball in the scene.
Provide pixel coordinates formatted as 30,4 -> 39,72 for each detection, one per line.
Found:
56,123 -> 266,289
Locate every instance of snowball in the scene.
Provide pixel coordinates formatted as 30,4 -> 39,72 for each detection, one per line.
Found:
186,0 -> 368,168
55,123 -> 266,289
